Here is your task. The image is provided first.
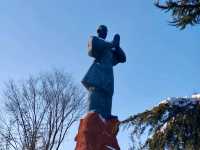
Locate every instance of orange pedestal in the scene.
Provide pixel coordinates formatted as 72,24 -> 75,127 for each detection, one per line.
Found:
75,112 -> 120,150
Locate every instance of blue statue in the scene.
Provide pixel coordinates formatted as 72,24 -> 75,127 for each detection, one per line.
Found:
82,25 -> 126,120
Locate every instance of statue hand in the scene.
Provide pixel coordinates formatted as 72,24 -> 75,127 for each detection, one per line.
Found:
112,34 -> 120,48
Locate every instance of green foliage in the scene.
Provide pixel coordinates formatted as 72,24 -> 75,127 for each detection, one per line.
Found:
155,0 -> 200,29
122,100 -> 200,150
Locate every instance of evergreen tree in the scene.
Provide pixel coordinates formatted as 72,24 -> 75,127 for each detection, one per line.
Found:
155,0 -> 200,29
122,96 -> 200,150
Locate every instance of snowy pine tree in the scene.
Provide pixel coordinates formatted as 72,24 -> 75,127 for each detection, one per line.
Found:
122,93 -> 200,150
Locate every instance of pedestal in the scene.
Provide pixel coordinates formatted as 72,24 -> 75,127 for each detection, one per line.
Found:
75,112 -> 120,150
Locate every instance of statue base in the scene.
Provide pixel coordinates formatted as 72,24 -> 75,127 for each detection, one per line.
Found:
75,112 -> 120,150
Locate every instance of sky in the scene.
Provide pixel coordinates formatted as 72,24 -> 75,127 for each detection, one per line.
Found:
0,0 -> 199,149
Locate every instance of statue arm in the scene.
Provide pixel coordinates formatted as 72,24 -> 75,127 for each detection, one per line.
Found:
88,36 -> 113,58
112,47 -> 126,65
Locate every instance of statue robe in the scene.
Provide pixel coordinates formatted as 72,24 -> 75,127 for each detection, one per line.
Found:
82,36 -> 126,119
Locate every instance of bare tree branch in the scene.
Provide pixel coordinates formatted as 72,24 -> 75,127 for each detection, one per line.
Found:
0,70 -> 86,150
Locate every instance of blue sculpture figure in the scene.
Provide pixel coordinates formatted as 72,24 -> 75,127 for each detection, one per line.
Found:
82,25 -> 126,120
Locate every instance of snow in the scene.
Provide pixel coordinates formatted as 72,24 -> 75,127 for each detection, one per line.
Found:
159,93 -> 200,107
161,110 -> 169,121
159,99 -> 169,104
83,111 -> 106,123
106,145 -> 116,150
192,93 -> 200,99
98,114 -> 106,123
160,122 -> 168,133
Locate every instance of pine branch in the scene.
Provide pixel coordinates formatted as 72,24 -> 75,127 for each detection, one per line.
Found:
155,0 -> 200,29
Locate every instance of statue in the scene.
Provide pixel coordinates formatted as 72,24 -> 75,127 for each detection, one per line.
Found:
82,25 -> 126,120
75,25 -> 125,150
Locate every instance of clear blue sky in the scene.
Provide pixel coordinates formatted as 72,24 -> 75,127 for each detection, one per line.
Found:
0,0 -> 199,149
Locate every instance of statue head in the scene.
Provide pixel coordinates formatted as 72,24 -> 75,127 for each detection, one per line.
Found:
97,25 -> 108,39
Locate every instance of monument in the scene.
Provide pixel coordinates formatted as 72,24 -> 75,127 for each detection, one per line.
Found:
75,25 -> 126,150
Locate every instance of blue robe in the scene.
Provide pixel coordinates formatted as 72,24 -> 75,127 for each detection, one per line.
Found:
82,36 -> 126,119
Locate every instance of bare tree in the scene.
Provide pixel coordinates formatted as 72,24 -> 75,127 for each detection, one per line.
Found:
0,70 -> 86,150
